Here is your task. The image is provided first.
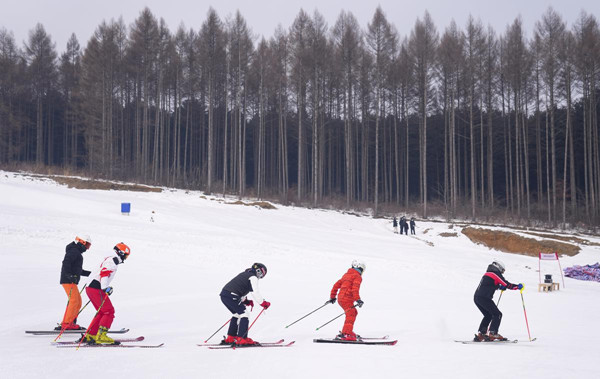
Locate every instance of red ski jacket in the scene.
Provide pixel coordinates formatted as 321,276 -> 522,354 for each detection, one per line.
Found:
330,268 -> 362,301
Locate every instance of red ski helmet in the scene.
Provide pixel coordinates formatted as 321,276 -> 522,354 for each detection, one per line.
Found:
114,242 -> 131,262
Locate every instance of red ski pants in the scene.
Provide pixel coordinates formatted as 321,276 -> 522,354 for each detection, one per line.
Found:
85,287 -> 115,335
61,284 -> 81,324
338,298 -> 358,335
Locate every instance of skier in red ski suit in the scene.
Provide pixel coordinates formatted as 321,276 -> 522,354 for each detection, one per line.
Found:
328,260 -> 365,341
83,243 -> 130,345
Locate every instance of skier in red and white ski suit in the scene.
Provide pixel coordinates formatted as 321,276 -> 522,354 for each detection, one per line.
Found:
329,260 -> 366,341
84,243 -> 130,344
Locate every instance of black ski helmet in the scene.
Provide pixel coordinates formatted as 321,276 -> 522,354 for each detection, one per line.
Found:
252,262 -> 267,278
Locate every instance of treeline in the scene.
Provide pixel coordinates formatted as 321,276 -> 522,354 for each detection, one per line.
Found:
0,6 -> 599,227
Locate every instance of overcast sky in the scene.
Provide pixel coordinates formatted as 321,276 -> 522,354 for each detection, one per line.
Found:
1,0 -> 599,52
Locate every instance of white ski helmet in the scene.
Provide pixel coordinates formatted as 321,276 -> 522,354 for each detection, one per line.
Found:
352,259 -> 366,274
491,260 -> 505,274
75,235 -> 92,249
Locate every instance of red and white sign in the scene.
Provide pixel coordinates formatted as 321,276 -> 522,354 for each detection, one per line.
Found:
538,252 -> 565,288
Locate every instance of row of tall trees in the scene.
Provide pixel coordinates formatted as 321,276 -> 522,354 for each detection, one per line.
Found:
1,7 -> 599,227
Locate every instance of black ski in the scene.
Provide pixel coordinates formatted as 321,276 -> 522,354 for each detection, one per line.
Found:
26,327 -> 129,335
313,338 -> 397,346
53,336 -> 144,345
197,339 -> 284,347
456,337 -> 536,345
208,341 -> 295,349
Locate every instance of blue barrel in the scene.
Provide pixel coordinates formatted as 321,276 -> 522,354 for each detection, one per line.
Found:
121,202 -> 131,215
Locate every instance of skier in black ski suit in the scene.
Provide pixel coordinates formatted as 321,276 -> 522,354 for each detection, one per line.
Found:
400,216 -> 408,235
219,263 -> 271,346
393,217 -> 398,234
410,218 -> 416,234
473,261 -> 523,341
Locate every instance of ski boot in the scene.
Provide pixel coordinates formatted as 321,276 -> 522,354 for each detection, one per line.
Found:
340,332 -> 358,341
235,336 -> 260,346
94,326 -> 120,345
220,335 -> 236,345
488,332 -> 507,341
54,323 -> 62,331
473,332 -> 490,342
62,322 -> 84,330
81,333 -> 97,345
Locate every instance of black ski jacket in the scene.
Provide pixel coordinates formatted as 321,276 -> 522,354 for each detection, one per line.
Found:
59,242 -> 91,284
222,270 -> 256,297
474,264 -> 517,299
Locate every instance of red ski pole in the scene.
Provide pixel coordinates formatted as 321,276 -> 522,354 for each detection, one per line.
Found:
247,308 -> 266,334
520,288 -> 532,342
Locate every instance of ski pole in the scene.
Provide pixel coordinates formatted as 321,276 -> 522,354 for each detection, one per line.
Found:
285,302 -> 330,328
247,308 -> 266,334
77,300 -> 91,316
204,318 -> 231,343
77,291 -> 108,349
315,305 -> 358,331
496,290 -> 504,306
520,288 -> 532,342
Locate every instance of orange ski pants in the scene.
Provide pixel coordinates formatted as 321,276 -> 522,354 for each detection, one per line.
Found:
338,298 -> 358,335
61,283 -> 81,324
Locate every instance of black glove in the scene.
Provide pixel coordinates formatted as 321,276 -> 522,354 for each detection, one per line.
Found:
355,299 -> 364,308
326,298 -> 336,305
104,287 -> 113,296
81,270 -> 91,277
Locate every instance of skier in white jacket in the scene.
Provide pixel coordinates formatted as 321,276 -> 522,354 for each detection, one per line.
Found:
83,242 -> 131,344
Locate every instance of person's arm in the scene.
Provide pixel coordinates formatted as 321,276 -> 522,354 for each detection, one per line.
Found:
330,279 -> 342,299
99,258 -> 117,289
249,276 -> 265,304
351,276 -> 362,300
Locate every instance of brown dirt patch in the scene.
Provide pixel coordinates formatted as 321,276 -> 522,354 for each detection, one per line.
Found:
462,227 -> 580,257
53,177 -> 162,192
422,228 -> 431,235
227,200 -> 277,210
439,232 -> 458,237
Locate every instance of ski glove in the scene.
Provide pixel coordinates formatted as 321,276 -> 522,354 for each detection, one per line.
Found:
260,300 -> 271,309
326,298 -> 336,305
243,299 -> 254,311
517,283 -> 524,290
104,286 -> 113,296
498,285 -> 507,291
355,299 -> 364,308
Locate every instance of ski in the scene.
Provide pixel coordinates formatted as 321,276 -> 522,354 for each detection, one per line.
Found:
360,335 -> 389,340
197,339 -> 284,347
208,341 -> 295,349
56,342 -> 164,349
455,339 -> 518,344
313,338 -> 397,346
26,327 -> 129,335
53,336 -> 144,345
456,337 -> 536,344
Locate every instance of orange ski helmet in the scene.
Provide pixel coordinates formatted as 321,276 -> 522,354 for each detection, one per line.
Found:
114,242 -> 131,262
75,235 -> 92,250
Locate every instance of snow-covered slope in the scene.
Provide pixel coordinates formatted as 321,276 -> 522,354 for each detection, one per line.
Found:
1,171 -> 599,379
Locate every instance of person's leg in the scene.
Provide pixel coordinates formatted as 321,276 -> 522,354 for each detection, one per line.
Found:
220,292 -> 246,339
61,283 -> 78,324
97,294 -> 115,330
85,287 -> 104,336
475,297 -> 493,334
339,298 -> 357,335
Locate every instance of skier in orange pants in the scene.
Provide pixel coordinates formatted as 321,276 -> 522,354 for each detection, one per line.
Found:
328,260 -> 366,341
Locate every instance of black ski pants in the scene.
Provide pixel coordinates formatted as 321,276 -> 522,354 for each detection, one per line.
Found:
474,295 -> 503,334
220,290 -> 249,338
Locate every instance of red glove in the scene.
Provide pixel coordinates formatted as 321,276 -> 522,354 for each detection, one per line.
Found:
243,299 -> 254,311
260,300 -> 271,309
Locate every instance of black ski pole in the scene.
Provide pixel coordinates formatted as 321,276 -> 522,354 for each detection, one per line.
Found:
77,300 -> 91,316
315,304 -> 358,331
286,302 -> 330,328
204,317 -> 231,343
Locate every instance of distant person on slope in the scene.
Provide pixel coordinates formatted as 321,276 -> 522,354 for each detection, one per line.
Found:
328,260 -> 365,341
393,217 -> 398,234
57,235 -> 92,331
400,216 -> 408,235
410,218 -> 416,235
473,260 -> 523,341
83,242 -> 131,345
220,263 -> 270,346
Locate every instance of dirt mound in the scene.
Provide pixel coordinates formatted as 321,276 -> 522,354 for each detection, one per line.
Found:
439,232 -> 458,237
53,177 -> 162,193
462,227 -> 580,257
227,200 -> 277,210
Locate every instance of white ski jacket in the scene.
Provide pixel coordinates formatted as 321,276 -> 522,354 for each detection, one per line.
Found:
89,254 -> 120,289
